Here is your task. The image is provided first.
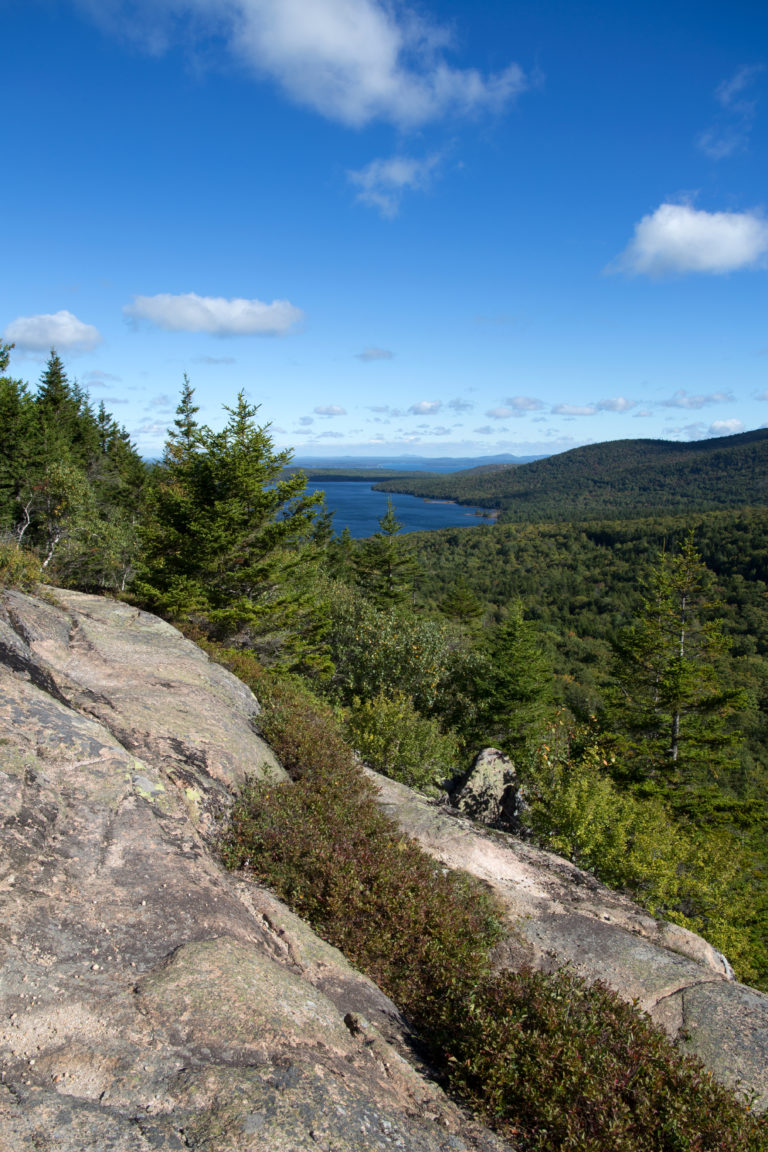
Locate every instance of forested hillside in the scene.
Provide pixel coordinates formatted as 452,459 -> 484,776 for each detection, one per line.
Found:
3,347 -> 768,1146
374,430 -> 768,521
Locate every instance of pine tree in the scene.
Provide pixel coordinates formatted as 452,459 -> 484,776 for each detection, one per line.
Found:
354,500 -> 419,607
441,578 -> 483,623
608,535 -> 744,786
472,601 -> 555,756
0,344 -> 36,534
35,350 -> 99,469
134,384 -> 329,670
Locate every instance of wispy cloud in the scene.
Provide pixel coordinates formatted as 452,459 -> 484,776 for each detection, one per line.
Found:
408,400 -> 442,415
597,396 -> 637,412
485,406 -> 515,419
612,203 -> 768,276
660,389 -> 733,410
697,65 -> 764,159
314,404 -> 347,416
84,369 -> 122,385
123,292 -> 303,335
78,0 -> 526,129
504,395 -> 545,412
356,346 -> 394,361
552,403 -> 598,416
348,153 -> 441,217
3,309 -> 102,352
448,397 -> 473,412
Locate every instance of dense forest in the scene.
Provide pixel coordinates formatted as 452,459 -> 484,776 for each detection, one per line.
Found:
373,429 -> 768,521
2,344 -> 767,1148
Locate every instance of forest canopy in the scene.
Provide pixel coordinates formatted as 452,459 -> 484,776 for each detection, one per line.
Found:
2,345 -> 767,990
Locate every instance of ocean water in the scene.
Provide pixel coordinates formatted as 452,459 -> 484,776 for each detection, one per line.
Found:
305,480 -> 493,539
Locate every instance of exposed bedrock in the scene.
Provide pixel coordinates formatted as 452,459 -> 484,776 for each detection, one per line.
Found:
0,586 -> 766,1152
0,588 -> 508,1152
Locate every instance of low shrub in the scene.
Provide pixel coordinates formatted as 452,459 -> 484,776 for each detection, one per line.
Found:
0,537 -> 42,590
213,643 -> 767,1151
344,690 -> 462,791
521,720 -> 759,983
450,967 -> 766,1151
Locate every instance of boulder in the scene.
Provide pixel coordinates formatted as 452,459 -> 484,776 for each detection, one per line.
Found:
449,747 -> 522,830
0,588 -> 509,1152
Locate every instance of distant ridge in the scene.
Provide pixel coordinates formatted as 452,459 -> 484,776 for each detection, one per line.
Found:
373,430 -> 768,522
291,452 -> 544,475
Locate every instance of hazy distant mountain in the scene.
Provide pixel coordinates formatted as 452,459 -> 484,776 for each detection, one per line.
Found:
291,453 -> 544,475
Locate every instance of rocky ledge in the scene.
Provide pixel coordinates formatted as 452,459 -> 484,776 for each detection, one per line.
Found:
0,588 -> 766,1152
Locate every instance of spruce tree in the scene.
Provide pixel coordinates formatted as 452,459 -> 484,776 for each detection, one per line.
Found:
134,384 -> 329,670
608,535 -> 744,787
354,500 -> 419,607
0,344 -> 36,534
472,601 -> 555,756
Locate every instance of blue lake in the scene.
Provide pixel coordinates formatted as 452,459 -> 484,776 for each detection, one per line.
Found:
305,480 -> 494,539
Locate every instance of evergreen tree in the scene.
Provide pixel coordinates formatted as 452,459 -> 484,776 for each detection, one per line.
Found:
326,525 -> 355,581
608,535 -> 744,786
0,344 -> 36,534
441,578 -> 483,623
35,350 -> 99,469
472,601 -> 555,756
134,384 -> 329,670
354,499 -> 419,607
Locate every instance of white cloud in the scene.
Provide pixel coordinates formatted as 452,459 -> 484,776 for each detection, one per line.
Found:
474,425 -> 493,434
661,389 -> 733,410
614,203 -> 768,276
123,292 -> 303,335
485,406 -> 514,419
505,395 -> 544,412
3,309 -> 102,352
314,404 -> 347,416
448,397 -> 473,412
349,153 -> 441,217
298,416 -> 314,426
709,419 -> 745,436
408,400 -> 441,415
80,0 -> 526,128
552,403 -> 598,416
356,346 -> 394,361
597,396 -> 637,412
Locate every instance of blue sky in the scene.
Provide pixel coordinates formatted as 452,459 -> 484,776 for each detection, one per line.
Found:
2,0 -> 767,458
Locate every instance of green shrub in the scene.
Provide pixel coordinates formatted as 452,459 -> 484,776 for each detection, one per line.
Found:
219,649 -> 499,1021
521,720 -> 759,983
325,581 -> 457,712
212,644 -> 767,1152
0,537 -> 42,590
345,690 -> 462,790
450,967 -> 766,1151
